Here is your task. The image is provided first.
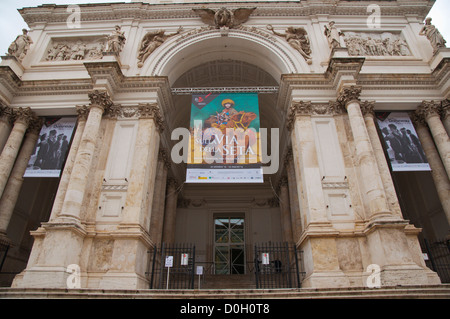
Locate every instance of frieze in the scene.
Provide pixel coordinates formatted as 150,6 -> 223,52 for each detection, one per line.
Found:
43,37 -> 107,62
343,32 -> 411,57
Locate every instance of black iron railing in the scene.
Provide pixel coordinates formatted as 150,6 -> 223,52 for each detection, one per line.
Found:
254,242 -> 303,289
420,237 -> 450,283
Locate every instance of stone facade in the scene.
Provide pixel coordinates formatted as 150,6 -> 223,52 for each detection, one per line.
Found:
0,0 -> 448,291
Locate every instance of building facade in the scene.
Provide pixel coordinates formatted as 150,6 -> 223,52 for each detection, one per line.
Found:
0,0 -> 449,291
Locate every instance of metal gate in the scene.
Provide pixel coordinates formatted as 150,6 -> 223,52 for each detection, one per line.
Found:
254,242 -> 302,289
147,243 -> 196,289
420,237 -> 450,283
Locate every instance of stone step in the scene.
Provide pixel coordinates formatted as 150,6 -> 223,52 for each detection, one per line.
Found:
1,284 -> 450,299
200,274 -> 256,289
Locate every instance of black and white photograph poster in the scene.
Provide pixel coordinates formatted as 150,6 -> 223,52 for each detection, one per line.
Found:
376,112 -> 431,172
24,117 -> 77,178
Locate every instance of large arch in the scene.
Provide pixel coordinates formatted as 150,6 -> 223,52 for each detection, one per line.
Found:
142,28 -> 305,84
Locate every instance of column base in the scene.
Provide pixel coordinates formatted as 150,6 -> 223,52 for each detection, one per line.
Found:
301,270 -> 351,288
99,271 -> 149,290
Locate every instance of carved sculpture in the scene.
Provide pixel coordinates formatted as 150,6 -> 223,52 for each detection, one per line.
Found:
324,21 -> 344,49
7,29 -> 33,62
267,25 -> 312,64
137,27 -> 183,68
343,32 -> 410,57
107,25 -> 126,54
44,39 -> 106,62
192,7 -> 256,30
419,17 -> 447,54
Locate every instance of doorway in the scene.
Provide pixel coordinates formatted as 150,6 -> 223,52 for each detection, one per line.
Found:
214,215 -> 245,274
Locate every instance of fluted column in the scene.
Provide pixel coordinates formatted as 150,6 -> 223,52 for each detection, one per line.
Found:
59,91 -> 112,223
360,101 -> 403,218
0,116 -> 42,241
337,86 -> 390,220
149,148 -> 169,244
0,107 -> 34,200
0,105 -> 13,153
48,106 -> 88,221
412,114 -> 450,225
279,176 -> 294,243
416,101 -> 450,178
162,178 -> 178,244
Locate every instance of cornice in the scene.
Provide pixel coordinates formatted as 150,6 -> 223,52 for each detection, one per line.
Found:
18,1 -> 433,25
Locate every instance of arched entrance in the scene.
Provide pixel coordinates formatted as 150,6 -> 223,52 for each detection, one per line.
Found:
148,31 -> 300,287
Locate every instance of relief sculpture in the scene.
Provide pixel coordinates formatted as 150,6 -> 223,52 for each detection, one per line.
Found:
343,32 -> 411,57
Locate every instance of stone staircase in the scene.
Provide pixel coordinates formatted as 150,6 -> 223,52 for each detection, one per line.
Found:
1,284 -> 450,299
200,274 -> 256,289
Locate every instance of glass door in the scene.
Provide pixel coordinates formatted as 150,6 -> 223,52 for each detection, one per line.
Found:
214,216 -> 245,274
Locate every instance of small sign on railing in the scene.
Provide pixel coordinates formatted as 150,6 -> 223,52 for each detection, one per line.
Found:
261,253 -> 270,265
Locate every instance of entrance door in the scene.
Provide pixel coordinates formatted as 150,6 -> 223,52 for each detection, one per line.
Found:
214,216 -> 245,274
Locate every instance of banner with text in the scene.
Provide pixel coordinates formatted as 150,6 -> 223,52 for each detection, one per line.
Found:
376,112 -> 430,172
186,93 -> 263,183
24,117 -> 77,178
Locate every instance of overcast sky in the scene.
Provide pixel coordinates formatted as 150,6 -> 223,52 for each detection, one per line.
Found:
0,0 -> 449,57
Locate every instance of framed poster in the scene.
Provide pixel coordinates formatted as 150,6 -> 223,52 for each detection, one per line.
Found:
186,92 -> 263,183
24,117 -> 77,178
376,112 -> 430,172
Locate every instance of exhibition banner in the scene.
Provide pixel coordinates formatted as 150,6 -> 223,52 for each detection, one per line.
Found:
24,117 -> 77,178
376,112 -> 430,172
186,93 -> 263,183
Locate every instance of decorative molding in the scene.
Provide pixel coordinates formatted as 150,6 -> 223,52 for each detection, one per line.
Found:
415,100 -> 441,121
287,101 -> 345,131
88,90 -> 114,112
138,103 -> 165,132
337,85 -> 362,107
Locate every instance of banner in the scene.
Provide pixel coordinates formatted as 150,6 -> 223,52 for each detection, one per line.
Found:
186,93 -> 263,183
24,117 -> 77,178
376,112 -> 430,172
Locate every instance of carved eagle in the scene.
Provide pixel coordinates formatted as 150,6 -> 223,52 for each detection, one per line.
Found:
192,7 -> 256,29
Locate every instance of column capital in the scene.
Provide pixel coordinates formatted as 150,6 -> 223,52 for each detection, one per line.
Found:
138,103 -> 165,132
0,104 -> 14,125
88,90 -> 114,113
12,107 -> 34,126
416,100 -> 441,122
76,105 -> 90,121
27,116 -> 43,135
440,99 -> 450,120
337,85 -> 362,107
360,100 -> 376,118
287,101 -> 346,130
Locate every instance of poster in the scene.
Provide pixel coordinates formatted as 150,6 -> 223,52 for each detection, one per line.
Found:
376,112 -> 430,172
24,117 -> 77,178
186,93 -> 263,183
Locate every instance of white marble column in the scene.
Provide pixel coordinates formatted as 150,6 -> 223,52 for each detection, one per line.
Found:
0,107 -> 34,200
416,101 -> 450,179
360,101 -> 403,218
337,86 -> 391,220
412,114 -> 450,226
162,178 -> 178,244
58,91 -> 111,223
48,106 -> 88,221
0,117 -> 42,241
279,176 -> 294,243
0,105 -> 13,153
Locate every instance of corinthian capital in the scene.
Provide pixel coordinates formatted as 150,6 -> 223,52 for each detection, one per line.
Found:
416,100 -> 441,121
13,107 -> 34,126
0,104 -> 14,125
360,101 -> 375,118
287,101 -> 312,131
337,85 -> 362,107
88,90 -> 114,112
27,116 -> 43,135
440,99 -> 450,120
138,103 -> 165,132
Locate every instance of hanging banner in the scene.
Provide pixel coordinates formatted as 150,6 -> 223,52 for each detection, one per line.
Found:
376,112 -> 430,172
24,117 -> 77,178
186,92 -> 263,183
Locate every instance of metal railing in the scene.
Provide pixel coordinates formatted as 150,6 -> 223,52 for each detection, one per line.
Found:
420,237 -> 450,283
254,242 -> 303,289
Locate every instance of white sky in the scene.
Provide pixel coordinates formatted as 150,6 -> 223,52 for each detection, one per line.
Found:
0,0 -> 449,57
